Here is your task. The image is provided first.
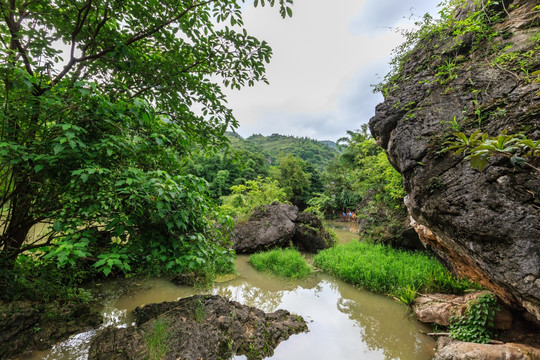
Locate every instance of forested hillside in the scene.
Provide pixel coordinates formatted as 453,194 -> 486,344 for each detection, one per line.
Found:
243,133 -> 338,170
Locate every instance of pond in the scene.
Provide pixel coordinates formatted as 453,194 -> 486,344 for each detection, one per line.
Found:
26,222 -> 435,360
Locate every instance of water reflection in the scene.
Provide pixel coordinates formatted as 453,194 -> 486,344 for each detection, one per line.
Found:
24,244 -> 435,360
324,220 -> 360,244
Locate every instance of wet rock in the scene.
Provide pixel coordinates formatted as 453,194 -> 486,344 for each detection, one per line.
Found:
434,336 -> 540,360
0,301 -> 102,359
292,212 -> 335,253
232,202 -> 298,253
88,294 -> 308,360
369,0 -> 540,319
232,202 -> 333,253
413,291 -> 512,329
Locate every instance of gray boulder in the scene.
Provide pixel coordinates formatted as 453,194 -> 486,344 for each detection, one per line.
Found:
232,202 -> 298,253
88,295 -> 308,360
293,212 -> 335,253
232,202 -> 333,253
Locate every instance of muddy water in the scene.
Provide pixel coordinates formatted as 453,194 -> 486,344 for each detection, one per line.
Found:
27,222 -> 435,360
324,220 -> 361,244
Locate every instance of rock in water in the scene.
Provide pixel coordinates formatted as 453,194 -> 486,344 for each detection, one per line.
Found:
434,337 -> 540,360
292,212 -> 335,253
369,0 -> 540,320
88,295 -> 308,360
232,202 -> 298,253
413,291 -> 512,329
232,202 -> 333,253
0,301 -> 102,359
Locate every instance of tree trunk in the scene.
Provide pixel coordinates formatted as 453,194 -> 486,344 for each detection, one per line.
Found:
0,172 -> 37,269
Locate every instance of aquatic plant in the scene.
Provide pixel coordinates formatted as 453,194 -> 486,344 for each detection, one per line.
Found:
313,241 -> 478,303
250,248 -> 312,279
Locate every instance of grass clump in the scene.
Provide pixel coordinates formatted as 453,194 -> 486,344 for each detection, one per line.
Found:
145,318 -> 171,360
250,248 -> 312,279
313,241 -> 478,304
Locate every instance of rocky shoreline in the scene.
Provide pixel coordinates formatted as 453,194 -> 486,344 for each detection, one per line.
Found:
88,294 -> 308,360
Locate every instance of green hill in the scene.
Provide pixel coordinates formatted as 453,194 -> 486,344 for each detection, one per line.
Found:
229,133 -> 338,170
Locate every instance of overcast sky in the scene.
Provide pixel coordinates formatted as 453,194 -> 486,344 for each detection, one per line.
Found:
224,0 -> 440,141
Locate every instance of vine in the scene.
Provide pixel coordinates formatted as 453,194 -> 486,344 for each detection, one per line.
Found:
448,293 -> 500,343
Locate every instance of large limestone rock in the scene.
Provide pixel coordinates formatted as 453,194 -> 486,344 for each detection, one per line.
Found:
369,0 -> 540,319
434,337 -> 540,360
88,295 -> 308,360
232,202 -> 333,253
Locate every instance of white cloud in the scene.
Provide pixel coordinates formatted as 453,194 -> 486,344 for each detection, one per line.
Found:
225,0 -> 439,141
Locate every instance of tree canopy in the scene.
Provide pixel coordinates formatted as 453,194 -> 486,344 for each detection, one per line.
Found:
0,0 -> 293,278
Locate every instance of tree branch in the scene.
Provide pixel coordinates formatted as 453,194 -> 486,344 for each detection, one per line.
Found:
70,0 -> 93,60
53,0 -> 218,84
2,0 -> 34,76
129,58 -> 209,99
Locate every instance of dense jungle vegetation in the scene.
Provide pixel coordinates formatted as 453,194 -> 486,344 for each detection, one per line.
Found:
0,0 -> 296,302
0,0 -> 404,305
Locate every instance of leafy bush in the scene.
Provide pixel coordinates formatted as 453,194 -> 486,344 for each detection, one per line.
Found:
220,177 -> 288,220
314,241 -> 478,304
449,293 -> 499,343
0,251 -> 95,303
250,248 -> 312,279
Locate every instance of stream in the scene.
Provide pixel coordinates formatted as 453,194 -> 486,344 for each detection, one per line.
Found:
25,221 -> 435,360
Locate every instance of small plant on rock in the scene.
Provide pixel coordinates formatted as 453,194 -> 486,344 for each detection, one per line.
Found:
443,130 -> 540,173
448,293 -> 499,344
145,318 -> 171,360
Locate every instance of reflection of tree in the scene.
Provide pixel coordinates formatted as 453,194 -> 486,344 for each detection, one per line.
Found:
212,282 -> 286,313
333,280 -> 433,360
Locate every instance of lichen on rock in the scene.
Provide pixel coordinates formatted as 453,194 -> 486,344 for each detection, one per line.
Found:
231,202 -> 334,254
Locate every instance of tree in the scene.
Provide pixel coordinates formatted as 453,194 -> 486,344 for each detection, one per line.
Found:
0,0 -> 293,275
311,125 -> 408,244
273,154 -> 311,208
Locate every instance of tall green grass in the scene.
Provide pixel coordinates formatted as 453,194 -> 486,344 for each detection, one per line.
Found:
314,241 -> 478,304
250,248 -> 312,279
145,318 -> 171,360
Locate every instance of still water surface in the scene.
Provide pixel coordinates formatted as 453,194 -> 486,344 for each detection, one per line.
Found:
28,221 -> 435,360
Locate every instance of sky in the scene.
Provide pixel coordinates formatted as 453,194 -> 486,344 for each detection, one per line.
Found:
224,0 -> 441,141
